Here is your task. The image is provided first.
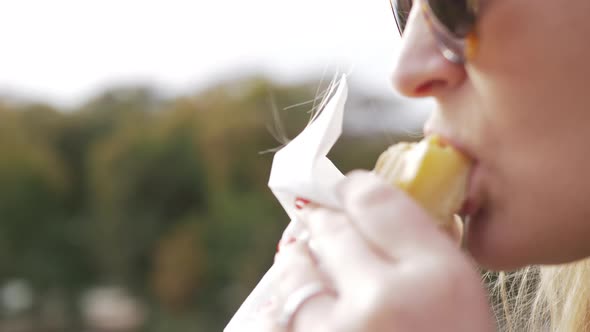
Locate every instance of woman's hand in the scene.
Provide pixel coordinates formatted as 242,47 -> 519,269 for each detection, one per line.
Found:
257,171 -> 495,332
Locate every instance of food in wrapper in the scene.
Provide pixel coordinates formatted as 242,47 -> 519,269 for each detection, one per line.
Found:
374,135 -> 471,227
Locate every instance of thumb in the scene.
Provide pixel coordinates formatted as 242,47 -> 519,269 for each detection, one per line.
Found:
336,170 -> 457,260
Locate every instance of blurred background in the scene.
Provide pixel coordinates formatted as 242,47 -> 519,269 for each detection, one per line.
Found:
0,0 -> 433,331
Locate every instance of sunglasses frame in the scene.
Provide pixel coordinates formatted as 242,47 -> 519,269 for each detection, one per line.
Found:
389,0 -> 479,64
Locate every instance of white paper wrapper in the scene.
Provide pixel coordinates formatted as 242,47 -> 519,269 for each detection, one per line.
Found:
224,75 -> 349,331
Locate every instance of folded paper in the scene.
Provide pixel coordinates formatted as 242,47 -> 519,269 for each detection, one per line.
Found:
224,75 -> 348,331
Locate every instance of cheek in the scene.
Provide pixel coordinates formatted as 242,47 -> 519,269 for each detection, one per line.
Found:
469,127 -> 590,269
461,0 -> 590,268
474,0 -> 590,91
465,75 -> 590,268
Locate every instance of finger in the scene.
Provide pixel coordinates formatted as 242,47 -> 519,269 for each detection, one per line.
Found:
278,220 -> 307,250
291,291 -> 335,332
273,241 -> 325,299
258,283 -> 335,332
336,171 -> 456,260
297,207 -> 382,287
261,241 -> 321,327
277,198 -> 317,250
270,241 -> 337,331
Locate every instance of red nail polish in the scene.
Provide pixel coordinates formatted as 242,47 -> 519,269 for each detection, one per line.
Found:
295,197 -> 311,210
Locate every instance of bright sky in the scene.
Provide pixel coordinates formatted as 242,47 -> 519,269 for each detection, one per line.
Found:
0,0 -> 409,107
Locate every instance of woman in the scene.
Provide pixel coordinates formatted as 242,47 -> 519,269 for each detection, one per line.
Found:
257,0 -> 590,330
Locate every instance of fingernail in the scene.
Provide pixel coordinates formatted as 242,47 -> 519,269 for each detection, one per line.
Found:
295,197 -> 311,210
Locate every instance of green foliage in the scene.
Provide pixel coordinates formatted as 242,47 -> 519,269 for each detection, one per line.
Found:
0,77 -> 401,331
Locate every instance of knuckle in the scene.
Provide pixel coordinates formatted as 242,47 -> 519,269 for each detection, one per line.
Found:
345,169 -> 373,181
275,243 -> 310,266
307,208 -> 349,237
339,171 -> 388,200
305,208 -> 331,230
281,218 -> 309,242
274,264 -> 314,296
349,183 -> 403,213
272,250 -> 321,294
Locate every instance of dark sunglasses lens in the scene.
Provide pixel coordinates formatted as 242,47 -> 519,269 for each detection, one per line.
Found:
391,0 -> 413,35
427,0 -> 477,38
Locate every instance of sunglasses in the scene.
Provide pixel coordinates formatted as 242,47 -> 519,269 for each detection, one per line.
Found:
389,0 -> 480,63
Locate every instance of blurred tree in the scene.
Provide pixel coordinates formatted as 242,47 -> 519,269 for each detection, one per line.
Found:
151,220 -> 204,312
87,104 -> 208,289
57,86 -> 159,213
0,76 -> 406,332
0,108 -> 72,288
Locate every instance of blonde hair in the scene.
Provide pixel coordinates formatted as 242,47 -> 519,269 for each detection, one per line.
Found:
490,258 -> 590,331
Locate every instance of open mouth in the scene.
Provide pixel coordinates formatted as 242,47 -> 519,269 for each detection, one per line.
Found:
459,161 -> 484,221
433,135 -> 482,220
419,131 -> 485,224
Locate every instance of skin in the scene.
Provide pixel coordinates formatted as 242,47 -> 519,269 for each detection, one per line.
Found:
260,173 -> 494,331
254,0 -> 590,330
393,0 -> 590,270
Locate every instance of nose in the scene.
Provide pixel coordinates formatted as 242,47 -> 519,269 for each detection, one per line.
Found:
390,4 -> 467,97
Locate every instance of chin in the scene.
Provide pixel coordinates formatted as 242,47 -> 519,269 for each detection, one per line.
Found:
463,209 -> 530,271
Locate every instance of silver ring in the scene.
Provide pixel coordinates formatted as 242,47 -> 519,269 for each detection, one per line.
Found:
278,282 -> 332,330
